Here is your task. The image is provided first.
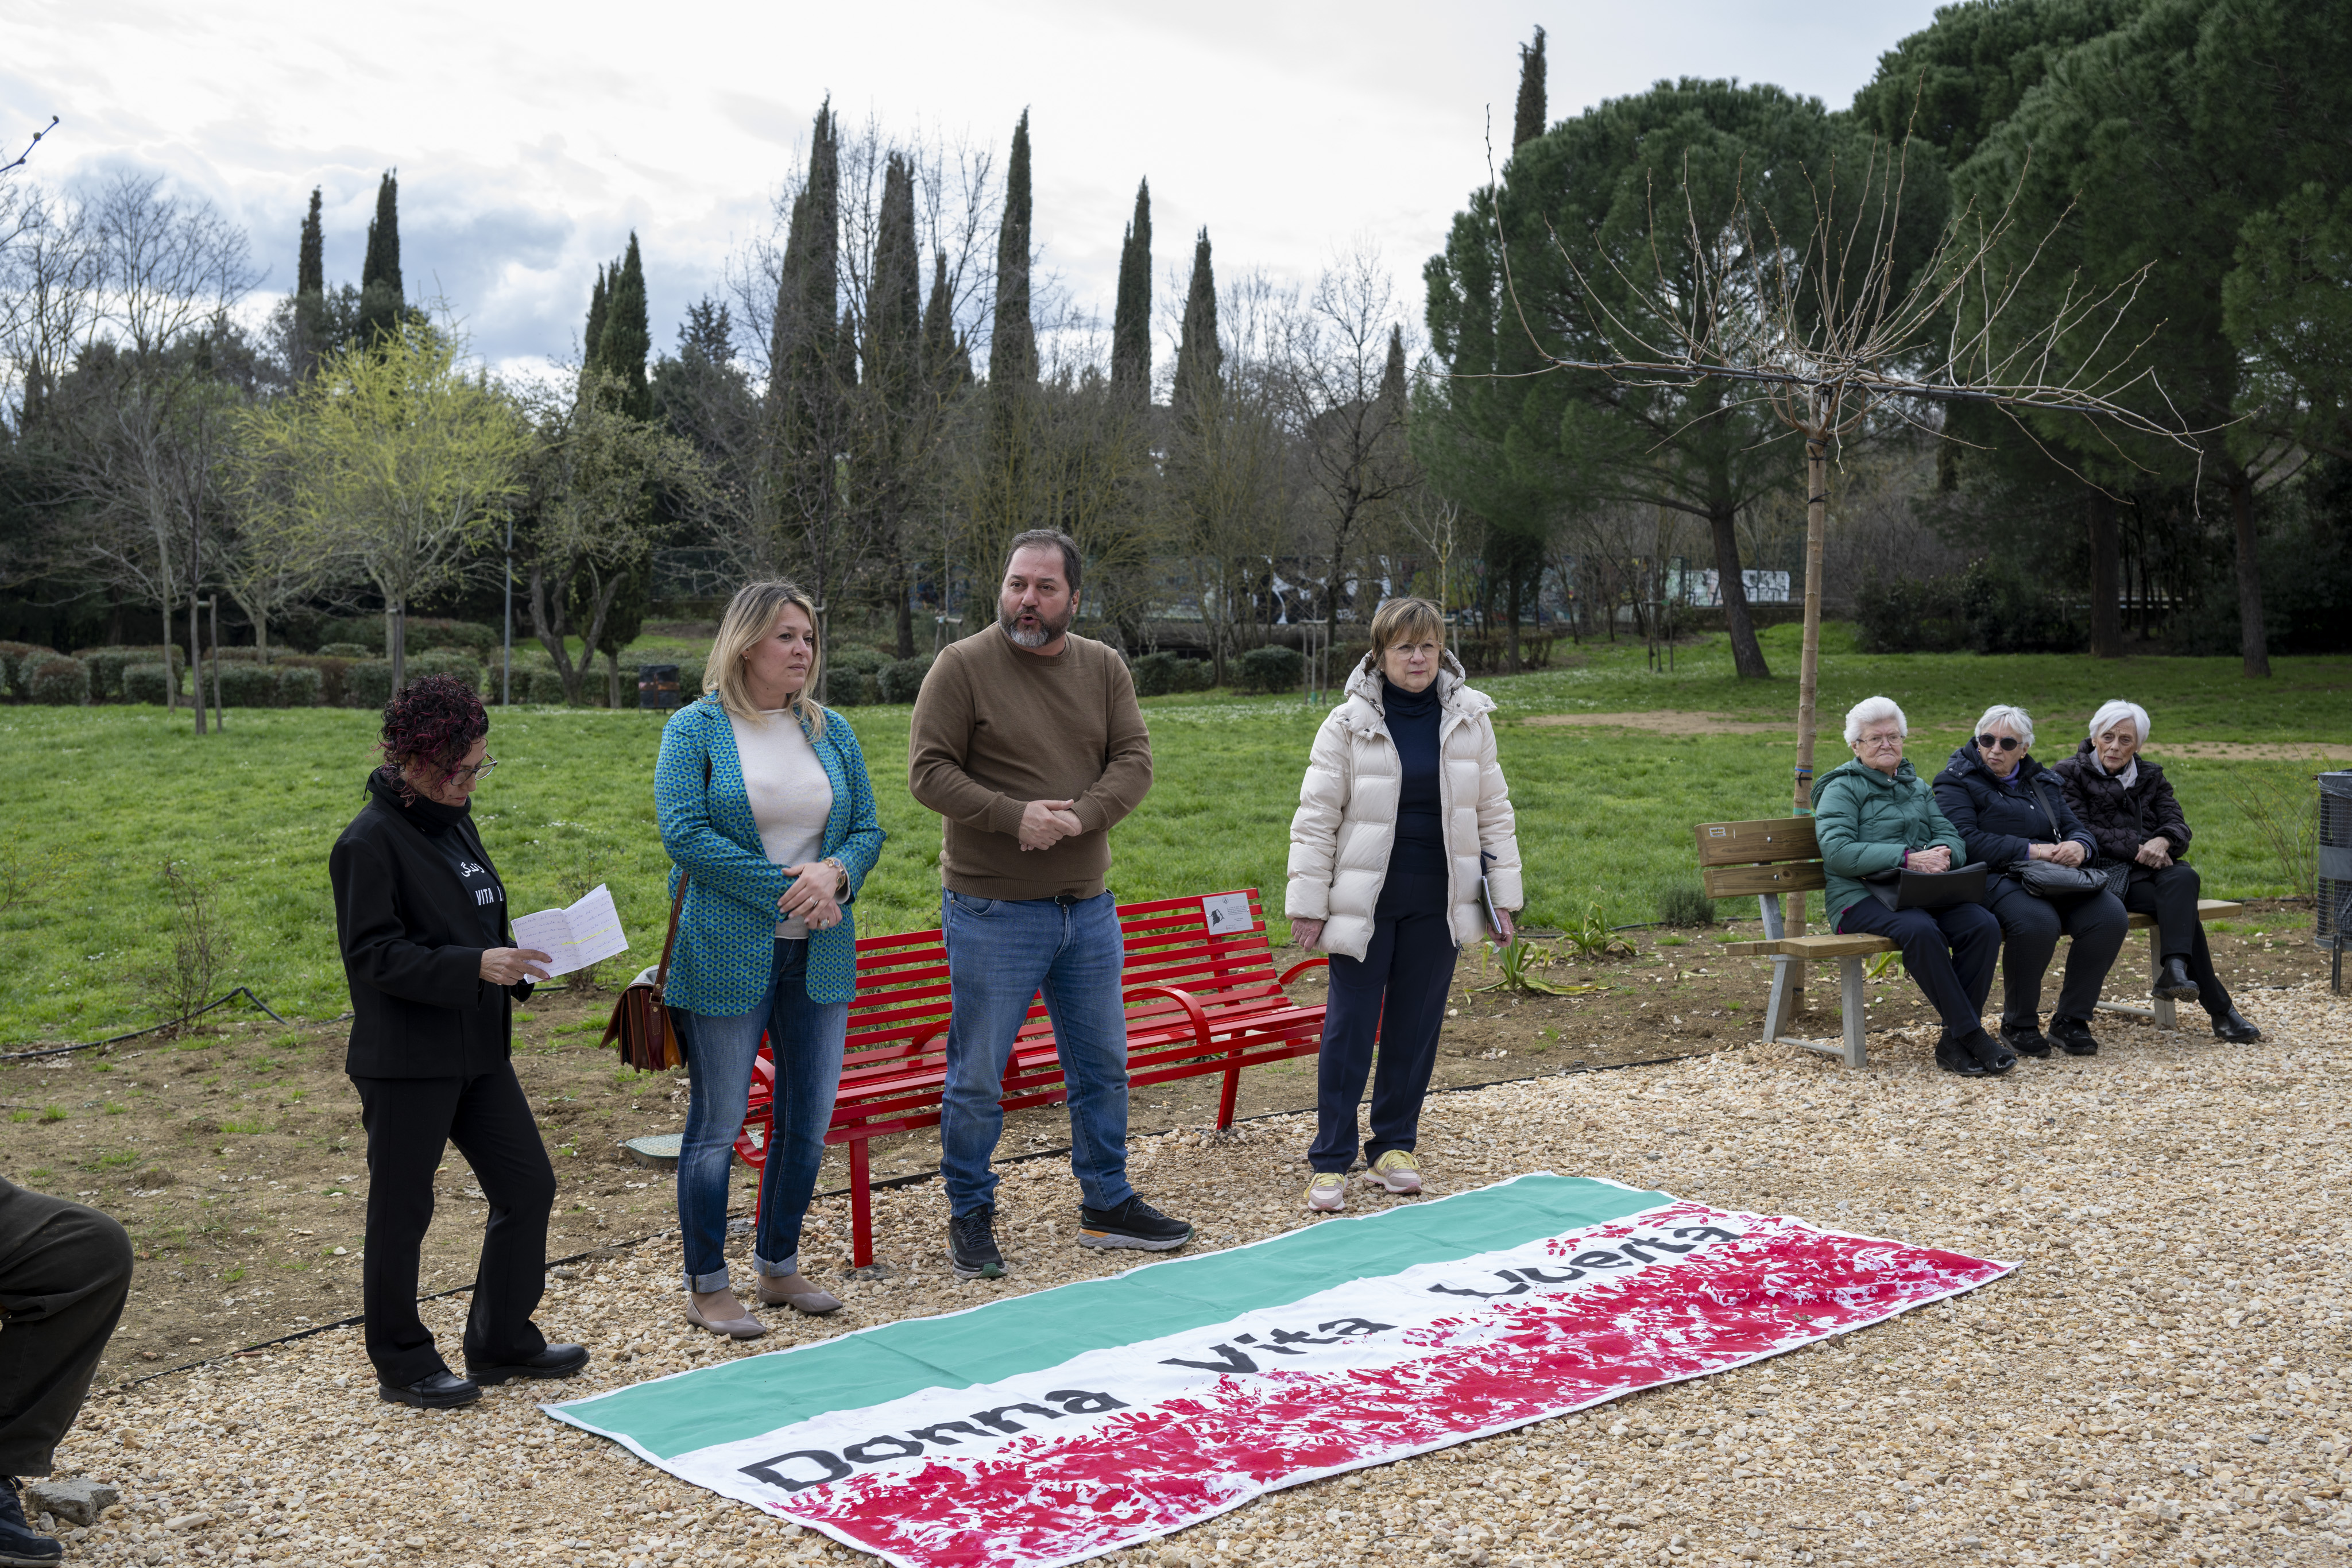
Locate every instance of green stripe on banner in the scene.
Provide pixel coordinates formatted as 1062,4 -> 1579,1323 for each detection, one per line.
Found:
560,1174 -> 1662,1459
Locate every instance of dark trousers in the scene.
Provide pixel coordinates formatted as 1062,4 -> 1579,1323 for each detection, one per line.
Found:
2123,861 -> 2230,1011
1836,899 -> 2003,1036
0,1178 -> 131,1476
1985,881 -> 2129,1028
1310,883 -> 1459,1174
351,1061 -> 555,1385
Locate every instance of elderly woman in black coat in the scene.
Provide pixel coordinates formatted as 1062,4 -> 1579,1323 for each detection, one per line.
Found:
327,675 -> 588,1409
1933,703 -> 2129,1059
2052,699 -> 2261,1043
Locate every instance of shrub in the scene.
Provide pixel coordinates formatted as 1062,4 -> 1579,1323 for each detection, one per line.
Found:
675,656 -> 706,705
0,641 -> 58,696
344,660 -> 394,710
28,656 -> 90,706
82,645 -> 189,700
315,642 -> 374,660
1132,651 -> 1214,696
831,644 -> 888,675
409,648 -> 483,691
1852,563 -> 2084,655
877,655 -> 933,704
1235,645 -> 1303,695
123,664 -> 175,706
216,665 -> 282,708
272,656 -> 350,707
318,617 -> 496,656
825,669 -> 873,706
527,666 -> 577,705
277,666 -> 324,707
1655,881 -> 1717,928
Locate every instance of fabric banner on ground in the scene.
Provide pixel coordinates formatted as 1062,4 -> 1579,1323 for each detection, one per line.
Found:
545,1175 -> 2010,1568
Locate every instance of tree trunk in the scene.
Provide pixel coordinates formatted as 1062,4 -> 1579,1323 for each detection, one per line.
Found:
188,600 -> 206,734
2086,486 -> 2122,659
2229,467 -> 2270,677
894,571 -> 916,659
1505,564 -> 1524,672
389,602 -> 407,694
1708,506 -> 1770,679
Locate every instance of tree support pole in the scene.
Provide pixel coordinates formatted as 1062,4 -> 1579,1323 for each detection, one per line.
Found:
1788,421 -> 1831,1011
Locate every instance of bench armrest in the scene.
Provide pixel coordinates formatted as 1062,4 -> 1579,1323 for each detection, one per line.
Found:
1278,955 -> 1330,985
1123,982 -> 1214,1056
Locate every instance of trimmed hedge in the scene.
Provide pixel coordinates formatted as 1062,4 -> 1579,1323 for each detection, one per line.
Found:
825,670 -> 874,706
316,642 -> 373,660
409,648 -> 485,691
344,661 -> 394,710
1132,651 -> 1214,696
877,655 -> 933,704
0,641 -> 59,696
278,667 -> 324,707
216,665 -> 282,708
28,656 -> 90,705
81,646 -> 185,700
1235,645 -> 1303,695
317,617 -> 496,656
125,663 -> 173,706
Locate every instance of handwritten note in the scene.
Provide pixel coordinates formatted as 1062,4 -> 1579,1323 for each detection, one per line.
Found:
510,884 -> 630,978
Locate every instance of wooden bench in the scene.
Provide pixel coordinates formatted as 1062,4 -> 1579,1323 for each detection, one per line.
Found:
1693,817 -> 2240,1068
733,888 -> 1328,1267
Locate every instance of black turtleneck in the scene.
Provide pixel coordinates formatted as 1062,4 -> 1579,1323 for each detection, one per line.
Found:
1382,675 -> 1448,888
368,770 -> 506,946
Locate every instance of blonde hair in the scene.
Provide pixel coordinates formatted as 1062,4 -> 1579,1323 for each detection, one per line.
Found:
1363,596 -> 1446,671
707,580 -> 829,738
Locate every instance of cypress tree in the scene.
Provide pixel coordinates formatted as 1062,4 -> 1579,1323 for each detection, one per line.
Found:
582,265 -> 610,377
598,233 -> 652,418
297,188 -> 324,296
1170,227 -> 1221,422
922,251 -> 968,390
767,102 -> 849,603
991,110 -> 1035,389
1110,178 -> 1152,406
358,170 -> 404,343
1512,27 -> 1548,150
1381,322 -> 1407,411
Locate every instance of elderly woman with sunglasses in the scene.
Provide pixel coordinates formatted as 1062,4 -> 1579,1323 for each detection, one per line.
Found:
2051,700 -> 2260,1043
1932,704 -> 2128,1060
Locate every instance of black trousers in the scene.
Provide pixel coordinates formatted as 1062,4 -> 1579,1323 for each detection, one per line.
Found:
1984,880 -> 2130,1028
1835,899 -> 2002,1036
2122,861 -> 2231,1011
0,1179 -> 131,1476
351,1061 -> 555,1385
1310,878 -> 1459,1174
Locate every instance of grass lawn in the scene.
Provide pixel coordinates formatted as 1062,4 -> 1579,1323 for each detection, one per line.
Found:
3,621 -> 2343,1045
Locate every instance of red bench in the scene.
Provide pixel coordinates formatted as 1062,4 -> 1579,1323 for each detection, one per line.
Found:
733,888 -> 1329,1267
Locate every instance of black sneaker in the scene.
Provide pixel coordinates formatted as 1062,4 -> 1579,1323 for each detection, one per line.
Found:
1934,1034 -> 1987,1077
950,1205 -> 1005,1279
1078,1195 -> 1193,1252
2050,1019 -> 2099,1056
1999,1022 -> 2052,1059
0,1477 -> 64,1568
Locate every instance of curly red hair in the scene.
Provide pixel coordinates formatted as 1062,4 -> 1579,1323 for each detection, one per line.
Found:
377,675 -> 489,790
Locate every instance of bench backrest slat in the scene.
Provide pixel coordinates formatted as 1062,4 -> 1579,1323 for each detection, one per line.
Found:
1692,817 -> 1819,864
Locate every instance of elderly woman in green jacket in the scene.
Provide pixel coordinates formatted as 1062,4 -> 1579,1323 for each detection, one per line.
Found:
1814,695 -> 2010,1077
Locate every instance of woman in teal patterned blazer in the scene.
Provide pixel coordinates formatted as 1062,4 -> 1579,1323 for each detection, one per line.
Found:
656,580 -> 885,1337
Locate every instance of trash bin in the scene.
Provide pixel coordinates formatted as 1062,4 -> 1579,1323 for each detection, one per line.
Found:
2320,771 -> 2351,990
637,663 -> 681,713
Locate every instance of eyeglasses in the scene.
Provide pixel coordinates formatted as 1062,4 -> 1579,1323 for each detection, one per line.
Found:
1858,732 -> 1904,750
1976,734 -> 2022,752
446,756 -> 499,783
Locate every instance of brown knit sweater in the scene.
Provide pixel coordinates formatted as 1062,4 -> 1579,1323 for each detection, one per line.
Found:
907,628 -> 1153,900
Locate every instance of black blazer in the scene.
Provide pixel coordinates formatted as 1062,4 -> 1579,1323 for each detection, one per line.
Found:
328,777 -> 532,1079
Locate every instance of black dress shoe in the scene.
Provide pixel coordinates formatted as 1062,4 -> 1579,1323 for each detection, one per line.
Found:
1999,1022 -> 2052,1059
1966,1028 -> 2018,1075
2153,957 -> 2200,1002
2049,1019 -> 2100,1056
466,1344 -> 590,1385
1935,1033 -> 1988,1077
378,1370 -> 481,1409
1,1476 -> 63,1567
2210,1008 -> 2262,1044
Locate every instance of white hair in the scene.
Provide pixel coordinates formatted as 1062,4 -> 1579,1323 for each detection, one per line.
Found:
2088,699 -> 2150,744
1974,704 -> 2035,748
1843,695 -> 1908,745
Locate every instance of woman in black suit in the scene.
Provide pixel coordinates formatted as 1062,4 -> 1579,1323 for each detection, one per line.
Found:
327,675 -> 587,1408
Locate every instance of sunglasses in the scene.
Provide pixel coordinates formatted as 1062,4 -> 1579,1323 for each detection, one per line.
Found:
1976,734 -> 2022,752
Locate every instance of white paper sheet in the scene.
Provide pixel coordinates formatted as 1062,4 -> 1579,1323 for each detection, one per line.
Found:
510,883 -> 631,978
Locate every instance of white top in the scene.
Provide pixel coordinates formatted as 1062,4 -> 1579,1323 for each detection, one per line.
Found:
728,708 -> 835,939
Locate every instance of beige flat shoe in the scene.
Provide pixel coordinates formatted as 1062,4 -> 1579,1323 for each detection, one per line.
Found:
756,1273 -> 844,1315
684,1294 -> 769,1339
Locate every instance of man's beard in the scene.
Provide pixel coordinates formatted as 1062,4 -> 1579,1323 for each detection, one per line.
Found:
1000,601 -> 1073,648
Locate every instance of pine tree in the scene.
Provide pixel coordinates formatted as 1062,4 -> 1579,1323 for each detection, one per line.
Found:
991,110 -> 1035,389
1512,26 -> 1548,150
1170,228 -> 1221,422
1111,178 -> 1152,406
582,265 -> 610,376
297,188 -> 324,296
598,233 -> 652,419
358,170 -> 404,344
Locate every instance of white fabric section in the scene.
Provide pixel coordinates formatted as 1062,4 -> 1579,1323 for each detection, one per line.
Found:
2102,754 -> 2140,789
1285,651 -> 1524,961
729,708 -> 834,939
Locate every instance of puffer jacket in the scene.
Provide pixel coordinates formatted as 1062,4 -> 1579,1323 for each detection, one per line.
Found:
1812,755 -> 1970,929
1931,743 -> 2098,876
2050,740 -> 2193,862
1285,652 -> 1524,961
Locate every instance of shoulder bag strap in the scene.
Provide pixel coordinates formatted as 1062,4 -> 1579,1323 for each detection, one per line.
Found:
655,753 -> 714,999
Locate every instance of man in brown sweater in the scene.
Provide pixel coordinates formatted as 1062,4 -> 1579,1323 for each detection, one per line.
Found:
910,529 -> 1192,1277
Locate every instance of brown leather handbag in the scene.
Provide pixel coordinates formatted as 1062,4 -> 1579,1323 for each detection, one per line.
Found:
601,874 -> 689,1071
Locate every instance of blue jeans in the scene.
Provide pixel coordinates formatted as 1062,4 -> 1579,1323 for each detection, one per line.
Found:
674,939 -> 847,1291
938,890 -> 1134,1216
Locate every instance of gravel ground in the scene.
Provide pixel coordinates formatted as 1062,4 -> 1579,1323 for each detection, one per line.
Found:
33,979 -> 2350,1568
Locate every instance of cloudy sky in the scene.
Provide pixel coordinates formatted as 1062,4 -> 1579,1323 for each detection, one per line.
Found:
9,1 -> 1945,378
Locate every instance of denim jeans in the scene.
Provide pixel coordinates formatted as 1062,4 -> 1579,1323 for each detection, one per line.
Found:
938,890 -> 1135,1216
674,939 -> 848,1291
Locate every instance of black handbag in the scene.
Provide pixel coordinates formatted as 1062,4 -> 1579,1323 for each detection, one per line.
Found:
2010,777 -> 2110,897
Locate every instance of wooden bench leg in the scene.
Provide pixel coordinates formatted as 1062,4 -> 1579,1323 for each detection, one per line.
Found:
849,1137 -> 875,1271
1839,955 -> 1867,1069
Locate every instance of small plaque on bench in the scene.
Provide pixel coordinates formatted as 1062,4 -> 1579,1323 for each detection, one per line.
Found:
1202,891 -> 1253,935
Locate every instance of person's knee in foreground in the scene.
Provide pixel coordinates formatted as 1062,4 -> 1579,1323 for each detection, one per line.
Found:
908,529 -> 1186,1279
1816,695 -> 2012,1077
0,1178 -> 133,1567
2053,699 -> 2261,1043
657,580 -> 885,1338
1286,597 -> 1524,1213
328,675 -> 587,1408
1933,703 -> 2128,1059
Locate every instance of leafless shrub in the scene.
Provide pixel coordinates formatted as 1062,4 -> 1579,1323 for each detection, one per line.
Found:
146,859 -> 230,1033
2216,763 -> 2322,897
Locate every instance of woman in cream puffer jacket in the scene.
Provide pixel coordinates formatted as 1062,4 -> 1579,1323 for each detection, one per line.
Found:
1285,598 -> 1523,1213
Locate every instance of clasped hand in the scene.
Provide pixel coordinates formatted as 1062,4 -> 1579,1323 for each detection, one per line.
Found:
1018,798 -> 1084,852
2136,836 -> 2174,869
480,947 -> 553,986
777,861 -> 843,930
1907,844 -> 1953,874
2028,839 -> 2088,867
